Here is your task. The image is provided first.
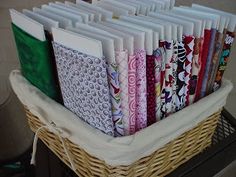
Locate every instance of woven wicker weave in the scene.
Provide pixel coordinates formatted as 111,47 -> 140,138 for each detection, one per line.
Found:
25,107 -> 221,177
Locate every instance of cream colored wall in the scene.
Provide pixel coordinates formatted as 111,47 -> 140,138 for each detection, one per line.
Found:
0,0 -> 235,116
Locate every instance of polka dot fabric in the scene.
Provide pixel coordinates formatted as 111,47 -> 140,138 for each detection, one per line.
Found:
146,55 -> 156,126
52,42 -> 114,136
135,49 -> 147,131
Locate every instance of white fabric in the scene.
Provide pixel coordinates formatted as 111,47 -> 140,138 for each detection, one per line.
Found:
9,70 -> 233,166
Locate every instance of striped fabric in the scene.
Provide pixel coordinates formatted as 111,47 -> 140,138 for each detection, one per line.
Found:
201,29 -> 217,98
207,30 -> 226,93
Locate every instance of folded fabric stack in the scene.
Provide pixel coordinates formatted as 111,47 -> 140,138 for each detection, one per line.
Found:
10,0 -> 235,137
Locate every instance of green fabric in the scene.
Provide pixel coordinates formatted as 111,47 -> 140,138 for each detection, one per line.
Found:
11,23 -> 61,102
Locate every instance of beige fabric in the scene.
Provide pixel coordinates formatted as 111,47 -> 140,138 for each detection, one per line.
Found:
9,70 -> 233,166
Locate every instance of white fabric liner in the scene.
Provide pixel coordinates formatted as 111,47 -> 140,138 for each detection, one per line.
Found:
10,70 -> 233,166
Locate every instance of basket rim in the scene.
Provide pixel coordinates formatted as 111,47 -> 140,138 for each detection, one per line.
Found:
10,70 -> 233,166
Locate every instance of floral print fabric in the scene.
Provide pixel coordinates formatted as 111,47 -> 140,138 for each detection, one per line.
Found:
107,63 -> 124,137
153,48 -> 162,121
176,41 -> 187,111
207,30 -> 226,93
159,41 -> 166,119
171,41 -> 178,112
189,37 -> 202,104
135,49 -> 147,130
52,42 -> 114,136
213,31 -> 235,91
164,41 -> 174,117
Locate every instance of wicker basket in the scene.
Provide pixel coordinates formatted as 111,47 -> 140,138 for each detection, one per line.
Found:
24,106 -> 221,177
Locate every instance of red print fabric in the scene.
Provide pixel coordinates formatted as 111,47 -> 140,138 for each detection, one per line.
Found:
159,41 -> 166,119
195,29 -> 211,102
183,35 -> 195,106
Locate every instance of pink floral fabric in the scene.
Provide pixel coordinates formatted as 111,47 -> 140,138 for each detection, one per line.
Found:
135,49 -> 147,131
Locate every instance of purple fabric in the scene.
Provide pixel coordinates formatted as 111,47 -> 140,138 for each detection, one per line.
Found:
135,49 -> 147,130
53,42 -> 114,136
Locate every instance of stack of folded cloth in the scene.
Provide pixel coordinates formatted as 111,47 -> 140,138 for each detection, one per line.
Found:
10,0 -> 236,137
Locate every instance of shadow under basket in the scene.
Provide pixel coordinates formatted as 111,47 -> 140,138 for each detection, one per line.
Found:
24,106 -> 221,177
